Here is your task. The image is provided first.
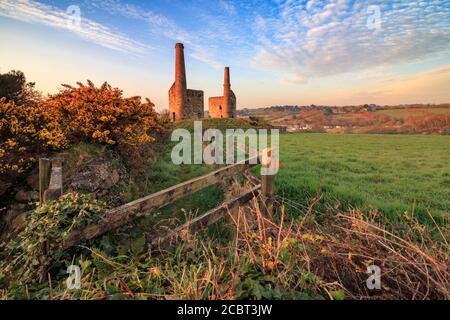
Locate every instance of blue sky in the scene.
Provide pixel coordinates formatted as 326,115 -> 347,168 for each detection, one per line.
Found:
0,0 -> 449,110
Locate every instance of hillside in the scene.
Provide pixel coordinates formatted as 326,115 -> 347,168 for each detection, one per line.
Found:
238,104 -> 450,135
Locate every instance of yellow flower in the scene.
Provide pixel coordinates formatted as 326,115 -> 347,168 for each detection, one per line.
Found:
149,267 -> 162,278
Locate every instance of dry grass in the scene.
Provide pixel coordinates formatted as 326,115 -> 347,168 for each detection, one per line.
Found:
2,191 -> 448,300
230,196 -> 449,300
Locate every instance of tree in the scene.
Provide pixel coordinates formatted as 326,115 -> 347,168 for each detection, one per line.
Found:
0,70 -> 41,105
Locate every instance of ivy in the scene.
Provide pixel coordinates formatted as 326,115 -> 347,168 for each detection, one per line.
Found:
1,193 -> 106,284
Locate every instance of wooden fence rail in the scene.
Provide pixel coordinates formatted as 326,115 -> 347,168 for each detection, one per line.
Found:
150,184 -> 261,249
60,155 -> 263,250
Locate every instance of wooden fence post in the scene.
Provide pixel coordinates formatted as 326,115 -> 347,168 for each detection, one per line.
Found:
261,148 -> 277,216
43,158 -> 64,203
39,158 -> 51,206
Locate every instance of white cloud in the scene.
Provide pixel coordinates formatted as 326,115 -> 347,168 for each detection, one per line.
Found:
0,0 -> 148,54
219,0 -> 236,15
89,0 -> 252,68
281,74 -> 307,85
90,0 -> 221,66
252,0 -> 450,84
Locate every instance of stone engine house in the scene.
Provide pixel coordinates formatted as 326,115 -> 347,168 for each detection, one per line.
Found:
208,67 -> 236,118
168,43 -> 236,121
169,43 -> 204,121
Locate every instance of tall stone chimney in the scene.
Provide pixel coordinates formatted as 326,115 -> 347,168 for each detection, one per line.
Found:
223,67 -> 231,117
174,43 -> 187,120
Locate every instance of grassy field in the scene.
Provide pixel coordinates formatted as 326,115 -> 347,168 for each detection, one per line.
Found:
62,129 -> 450,234
134,129 -> 450,225
275,133 -> 449,223
136,130 -> 449,227
375,107 -> 450,119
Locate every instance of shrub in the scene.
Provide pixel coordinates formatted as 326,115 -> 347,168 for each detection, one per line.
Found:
404,113 -> 450,134
42,80 -> 164,148
0,98 -> 67,175
41,80 -> 170,169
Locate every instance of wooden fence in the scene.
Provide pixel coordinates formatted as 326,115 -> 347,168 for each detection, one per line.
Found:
39,149 -> 277,251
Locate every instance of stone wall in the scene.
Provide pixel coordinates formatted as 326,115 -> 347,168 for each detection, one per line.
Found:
208,90 -> 236,118
186,89 -> 204,119
169,86 -> 204,120
208,96 -> 224,118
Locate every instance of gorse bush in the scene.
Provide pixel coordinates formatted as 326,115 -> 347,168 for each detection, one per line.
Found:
0,79 -> 169,197
0,98 -> 67,175
43,80 -> 164,148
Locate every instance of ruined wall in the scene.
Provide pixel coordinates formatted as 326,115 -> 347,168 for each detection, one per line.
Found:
208,96 -> 225,118
169,87 -> 204,120
208,90 -> 236,118
168,84 -> 180,121
228,91 -> 236,118
186,89 -> 204,119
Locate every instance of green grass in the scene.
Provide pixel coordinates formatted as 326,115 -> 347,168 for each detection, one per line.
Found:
174,117 -> 271,131
66,127 -> 450,230
128,144 -> 226,228
141,126 -> 449,226
275,133 -> 450,223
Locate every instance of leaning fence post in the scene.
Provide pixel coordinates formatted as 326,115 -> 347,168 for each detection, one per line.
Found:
261,148 -> 277,216
39,158 -> 51,206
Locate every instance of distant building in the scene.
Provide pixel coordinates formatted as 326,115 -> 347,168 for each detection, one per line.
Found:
168,43 -> 237,121
169,43 -> 204,121
208,67 -> 237,118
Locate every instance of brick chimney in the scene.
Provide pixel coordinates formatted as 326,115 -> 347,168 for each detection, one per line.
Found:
223,67 -> 231,118
174,43 -> 187,120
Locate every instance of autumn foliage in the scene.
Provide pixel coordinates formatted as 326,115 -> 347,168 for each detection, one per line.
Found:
0,80 -> 169,198
0,98 -> 67,175
43,80 -> 164,147
404,113 -> 450,134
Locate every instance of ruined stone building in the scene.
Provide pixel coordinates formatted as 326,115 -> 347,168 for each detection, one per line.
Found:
208,67 -> 236,118
168,43 -> 236,121
169,43 -> 204,121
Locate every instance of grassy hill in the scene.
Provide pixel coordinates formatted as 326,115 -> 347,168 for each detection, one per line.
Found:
173,117 -> 273,131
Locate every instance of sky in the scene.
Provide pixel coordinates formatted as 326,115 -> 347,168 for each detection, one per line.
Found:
0,0 -> 449,111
